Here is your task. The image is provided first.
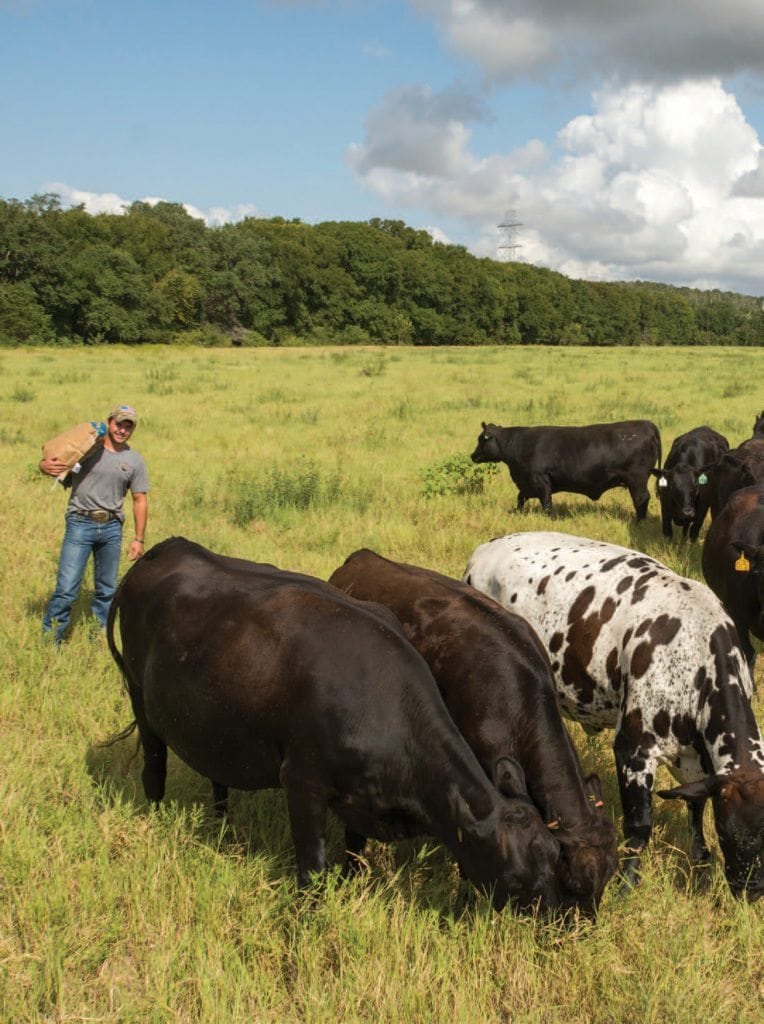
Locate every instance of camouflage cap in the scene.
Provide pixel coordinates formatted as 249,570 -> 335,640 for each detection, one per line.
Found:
107,404 -> 138,425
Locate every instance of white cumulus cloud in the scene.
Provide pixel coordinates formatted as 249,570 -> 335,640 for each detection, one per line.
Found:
348,78 -> 764,294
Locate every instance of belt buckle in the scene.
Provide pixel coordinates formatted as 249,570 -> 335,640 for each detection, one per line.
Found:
91,510 -> 109,524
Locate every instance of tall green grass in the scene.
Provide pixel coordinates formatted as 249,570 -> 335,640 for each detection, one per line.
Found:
1,345 -> 762,1022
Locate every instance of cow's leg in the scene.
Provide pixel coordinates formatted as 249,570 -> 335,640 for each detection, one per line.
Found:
140,731 -> 167,804
211,781 -> 229,817
284,783 -> 328,888
658,499 -> 672,539
129,686 -> 167,804
613,729 -> 655,888
687,798 -> 710,863
688,513 -> 704,542
690,491 -> 710,541
536,480 -> 553,515
342,829 -> 368,878
517,492 -> 526,511
629,481 -> 650,522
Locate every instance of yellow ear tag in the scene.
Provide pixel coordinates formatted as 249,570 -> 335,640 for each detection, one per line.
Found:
735,553 -> 750,572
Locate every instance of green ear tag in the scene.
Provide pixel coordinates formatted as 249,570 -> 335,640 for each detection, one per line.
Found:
698,473 -> 708,485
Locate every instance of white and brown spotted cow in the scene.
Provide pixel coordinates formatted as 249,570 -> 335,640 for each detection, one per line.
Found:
463,531 -> 764,898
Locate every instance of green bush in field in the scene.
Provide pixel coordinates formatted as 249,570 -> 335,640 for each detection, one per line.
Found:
225,461 -> 344,525
359,350 -> 387,376
180,324 -> 230,347
422,453 -> 498,498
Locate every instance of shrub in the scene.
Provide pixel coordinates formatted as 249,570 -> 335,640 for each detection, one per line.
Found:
225,461 -> 344,526
359,352 -> 387,377
182,324 -> 230,347
236,329 -> 270,347
422,453 -> 498,498
11,384 -> 35,403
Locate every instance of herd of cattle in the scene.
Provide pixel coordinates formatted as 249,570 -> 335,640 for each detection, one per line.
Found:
105,412 -> 764,916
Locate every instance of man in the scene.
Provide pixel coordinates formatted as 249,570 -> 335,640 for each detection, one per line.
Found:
41,404 -> 149,643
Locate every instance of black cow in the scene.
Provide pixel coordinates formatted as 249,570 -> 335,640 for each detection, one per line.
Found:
650,426 -> 729,540
752,411 -> 764,440
329,549 -> 619,914
695,441 -> 764,527
106,537 -> 563,913
471,419 -> 660,519
702,483 -> 764,671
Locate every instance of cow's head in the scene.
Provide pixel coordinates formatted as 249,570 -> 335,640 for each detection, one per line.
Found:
650,465 -> 709,525
451,756 -> 563,914
551,774 -> 619,914
657,770 -> 764,899
471,422 -> 502,465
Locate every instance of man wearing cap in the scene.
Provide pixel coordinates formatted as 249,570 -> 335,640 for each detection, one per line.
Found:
40,404 -> 149,643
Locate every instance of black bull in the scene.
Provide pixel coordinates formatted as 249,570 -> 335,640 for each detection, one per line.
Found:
471,419 -> 661,518
106,537 -> 564,912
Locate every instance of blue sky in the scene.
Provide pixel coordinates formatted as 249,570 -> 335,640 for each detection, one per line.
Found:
3,0 -> 764,296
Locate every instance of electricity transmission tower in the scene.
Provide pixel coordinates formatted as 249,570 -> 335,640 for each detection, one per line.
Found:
497,209 -> 522,261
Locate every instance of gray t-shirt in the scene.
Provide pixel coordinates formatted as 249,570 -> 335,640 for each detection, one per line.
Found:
67,446 -> 149,523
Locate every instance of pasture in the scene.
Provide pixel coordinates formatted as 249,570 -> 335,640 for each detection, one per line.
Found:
1,344 -> 762,1023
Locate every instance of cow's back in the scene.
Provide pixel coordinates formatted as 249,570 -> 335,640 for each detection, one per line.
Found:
329,548 -> 560,753
464,531 -> 750,733
113,537 -> 442,796
510,420 -> 659,480
664,426 -> 728,471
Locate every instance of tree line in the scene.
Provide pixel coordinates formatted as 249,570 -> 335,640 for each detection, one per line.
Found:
1,193 -> 762,346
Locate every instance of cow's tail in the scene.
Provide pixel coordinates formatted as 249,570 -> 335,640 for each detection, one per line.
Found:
97,718 -> 138,749
102,570 -> 138,748
106,571 -> 128,681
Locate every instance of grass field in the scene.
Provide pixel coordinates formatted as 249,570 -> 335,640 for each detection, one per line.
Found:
0,344 -> 762,1023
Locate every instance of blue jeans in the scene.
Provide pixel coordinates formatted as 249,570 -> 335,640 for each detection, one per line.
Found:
43,514 -> 123,641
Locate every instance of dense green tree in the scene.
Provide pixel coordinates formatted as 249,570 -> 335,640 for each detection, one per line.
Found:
0,281 -> 54,343
0,193 -> 761,346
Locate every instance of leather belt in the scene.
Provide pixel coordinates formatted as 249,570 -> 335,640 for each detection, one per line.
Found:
72,510 -> 117,523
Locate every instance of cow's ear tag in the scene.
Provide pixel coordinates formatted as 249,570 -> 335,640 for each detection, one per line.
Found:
658,477 -> 668,488
698,473 -> 708,485
735,552 -> 750,572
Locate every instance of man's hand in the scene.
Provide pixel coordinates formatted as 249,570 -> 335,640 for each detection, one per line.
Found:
39,457 -> 70,477
128,539 -> 145,562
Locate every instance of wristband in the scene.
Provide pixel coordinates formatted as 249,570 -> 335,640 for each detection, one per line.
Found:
134,538 -> 145,544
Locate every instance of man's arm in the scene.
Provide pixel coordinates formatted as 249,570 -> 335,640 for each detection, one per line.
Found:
129,492 -> 148,561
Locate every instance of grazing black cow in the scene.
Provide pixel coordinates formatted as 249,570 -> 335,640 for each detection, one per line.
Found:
471,419 -> 660,519
106,537 -> 564,913
650,426 -> 729,540
702,483 -> 764,671
695,441 -> 764,527
464,532 -> 764,898
328,549 -> 619,914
